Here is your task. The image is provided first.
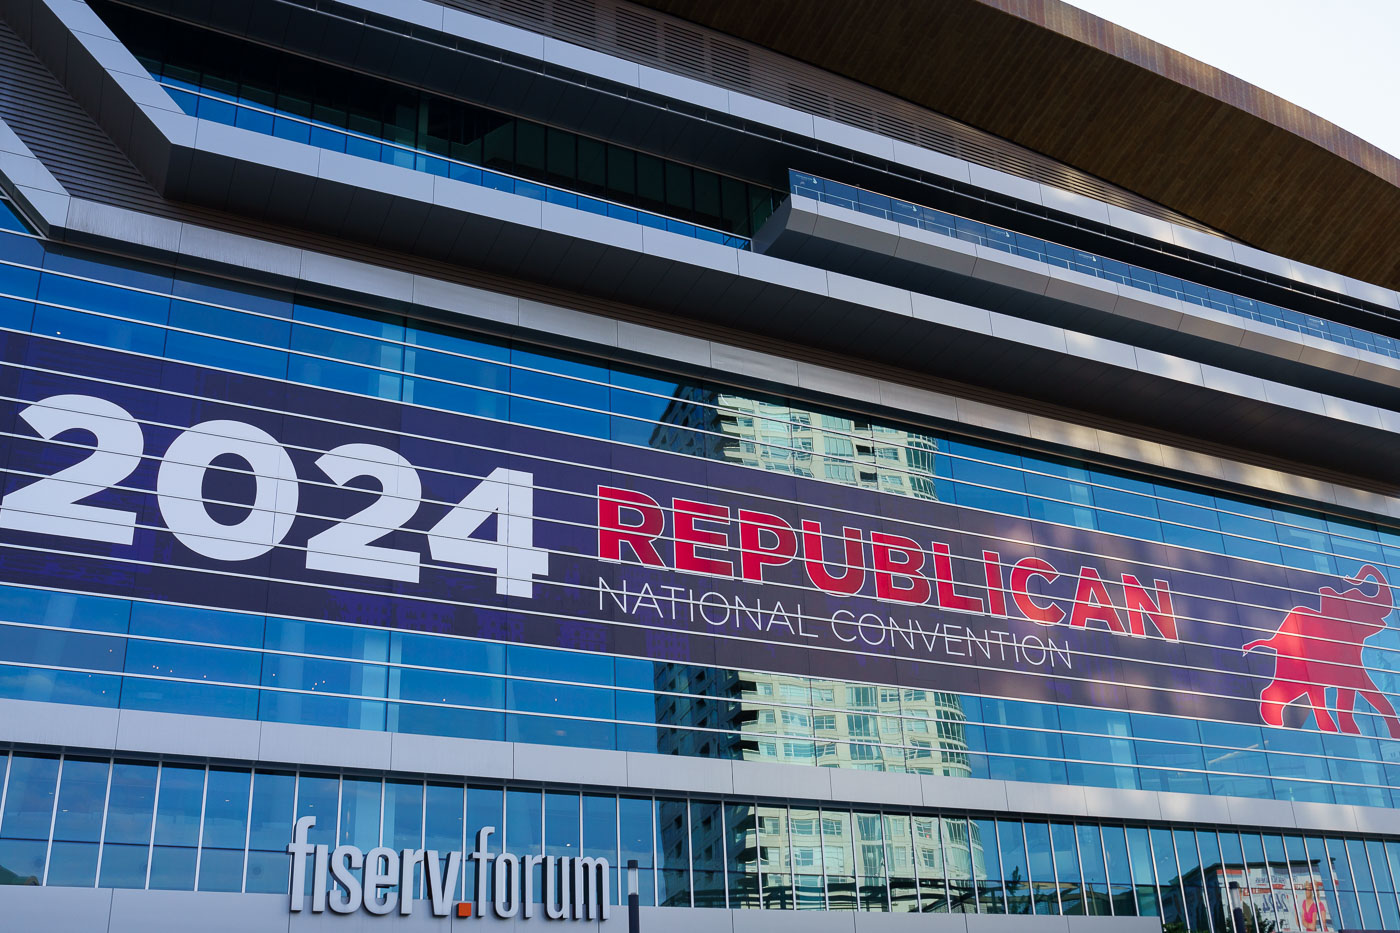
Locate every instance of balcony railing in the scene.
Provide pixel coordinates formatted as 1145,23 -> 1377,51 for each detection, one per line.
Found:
792,171 -> 1400,361
157,79 -> 752,250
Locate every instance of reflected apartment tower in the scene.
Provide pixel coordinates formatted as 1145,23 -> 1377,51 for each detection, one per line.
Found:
651,664 -> 972,778
651,387 -> 963,774
651,389 -> 940,499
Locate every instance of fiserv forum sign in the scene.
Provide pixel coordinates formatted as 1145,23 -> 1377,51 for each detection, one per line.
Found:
0,331 -> 1397,734
287,818 -> 610,919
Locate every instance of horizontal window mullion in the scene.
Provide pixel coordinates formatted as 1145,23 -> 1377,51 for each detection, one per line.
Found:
1,261 -> 1395,562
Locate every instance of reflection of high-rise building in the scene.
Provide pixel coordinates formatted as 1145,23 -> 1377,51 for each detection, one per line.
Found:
654,391 -> 940,500
651,664 -> 970,777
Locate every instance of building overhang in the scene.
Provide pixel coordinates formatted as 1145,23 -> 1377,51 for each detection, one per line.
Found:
635,0 -> 1400,294
2,0 -> 1399,495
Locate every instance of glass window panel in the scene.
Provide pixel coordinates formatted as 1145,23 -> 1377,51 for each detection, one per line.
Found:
149,845 -> 196,890
544,791 -> 579,859
1176,829 -> 1209,930
0,837 -> 46,886
38,273 -> 170,325
505,789 -> 543,857
757,805 -> 792,908
0,755 -> 57,841
46,840 -> 99,887
618,796 -> 654,872
339,777 -> 380,851
691,800 -> 725,909
998,820 -> 1031,914
424,782 -> 463,853
581,793 -> 616,865
1151,828 -> 1184,929
246,770 -> 295,859
725,802 -> 759,909
52,758 -> 108,844
383,780 -> 423,852
293,773 -> 338,853
1125,826 -> 1157,916
31,303 -> 166,355
1305,836 -> 1343,933
1346,838 -> 1382,929
1073,824 -> 1108,917
883,814 -> 916,912
656,798 -> 689,907
1240,833 -> 1282,932
819,809 -> 854,910
0,626 -> 125,672
0,588 -> 130,635
1024,822 -> 1057,915
1216,832 -> 1249,933
1196,831 -> 1228,933
1101,824 -> 1136,917
465,785 -> 503,856
943,816 -> 975,914
970,817 -> 1004,913
156,762 -> 207,840
201,768 -> 250,851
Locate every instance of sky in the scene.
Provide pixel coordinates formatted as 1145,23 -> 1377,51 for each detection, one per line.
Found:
1065,0 -> 1400,160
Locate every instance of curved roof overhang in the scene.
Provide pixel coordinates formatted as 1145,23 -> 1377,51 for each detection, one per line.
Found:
634,0 -> 1400,293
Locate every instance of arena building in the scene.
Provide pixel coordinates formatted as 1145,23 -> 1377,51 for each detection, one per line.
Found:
0,0 -> 1399,930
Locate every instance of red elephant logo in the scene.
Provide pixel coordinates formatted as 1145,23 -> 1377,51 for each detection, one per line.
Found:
1243,564 -> 1400,737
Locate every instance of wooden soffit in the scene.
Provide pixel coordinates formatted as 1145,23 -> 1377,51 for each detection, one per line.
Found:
634,0 -> 1400,294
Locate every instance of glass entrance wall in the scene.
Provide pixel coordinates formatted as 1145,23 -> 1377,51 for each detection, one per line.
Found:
0,749 -> 1382,927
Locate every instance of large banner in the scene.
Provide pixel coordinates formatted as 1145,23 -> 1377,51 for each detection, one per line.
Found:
1,331 -> 1397,733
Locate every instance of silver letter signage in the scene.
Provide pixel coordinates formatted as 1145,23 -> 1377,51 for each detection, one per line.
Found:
289,818 -> 611,920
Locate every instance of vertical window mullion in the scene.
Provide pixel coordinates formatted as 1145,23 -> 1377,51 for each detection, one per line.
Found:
1191,832 -> 1213,933
753,801 -> 764,908
614,792 -> 622,908
334,773 -> 344,849
685,797 -> 695,909
42,756 -> 65,886
192,766 -> 208,891
419,779 -> 427,900
239,769 -> 255,894
818,807 -> 829,911
144,761 -> 163,889
1044,821 -> 1061,915
1165,831 -> 1188,930
1100,824 -> 1114,917
0,750 -> 12,837
93,758 -> 115,888
909,811 -> 923,913
994,818 -> 1008,914
1019,820 -> 1033,914
1142,828 -> 1163,919
719,798 -> 729,911
785,804 -> 797,910
459,782 -> 468,903
1075,822 -> 1088,916
880,809 -> 891,911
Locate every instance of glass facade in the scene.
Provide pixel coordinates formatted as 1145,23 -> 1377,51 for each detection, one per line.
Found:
1,749 -> 1394,931
6,6 -> 1400,933
91,1 -> 778,250
1,209 -> 1400,809
793,172 -> 1400,361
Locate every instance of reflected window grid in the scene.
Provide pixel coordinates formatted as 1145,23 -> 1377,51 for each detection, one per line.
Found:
10,219 -> 1400,812
2,243 -> 1399,588
10,754 -> 1400,924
